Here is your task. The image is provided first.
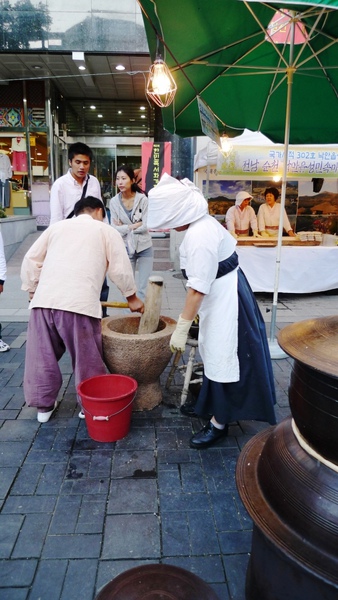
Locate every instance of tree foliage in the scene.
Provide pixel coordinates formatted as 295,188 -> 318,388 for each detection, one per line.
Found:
0,0 -> 52,50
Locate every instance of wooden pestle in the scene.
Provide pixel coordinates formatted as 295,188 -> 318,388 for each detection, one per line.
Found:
138,276 -> 164,334
101,301 -> 129,308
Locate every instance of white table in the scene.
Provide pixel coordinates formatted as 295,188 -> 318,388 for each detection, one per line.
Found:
236,245 -> 338,293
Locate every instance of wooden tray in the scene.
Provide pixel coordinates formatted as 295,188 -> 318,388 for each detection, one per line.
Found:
252,242 -> 277,247
237,237 -> 321,247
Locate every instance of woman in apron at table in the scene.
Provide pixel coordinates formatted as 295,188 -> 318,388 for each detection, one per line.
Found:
257,187 -> 296,237
226,190 -> 260,239
148,174 -> 276,450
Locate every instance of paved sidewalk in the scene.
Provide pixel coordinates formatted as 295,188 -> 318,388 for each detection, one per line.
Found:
0,235 -> 337,599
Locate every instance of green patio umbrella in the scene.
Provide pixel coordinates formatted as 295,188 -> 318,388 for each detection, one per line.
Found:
138,0 -> 338,356
139,0 -> 338,143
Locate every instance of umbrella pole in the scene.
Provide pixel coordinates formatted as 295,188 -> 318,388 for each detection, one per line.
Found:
205,141 -> 212,198
269,13 -> 296,360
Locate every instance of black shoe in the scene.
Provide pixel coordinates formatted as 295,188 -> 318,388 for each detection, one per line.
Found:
189,421 -> 229,449
180,403 -> 210,419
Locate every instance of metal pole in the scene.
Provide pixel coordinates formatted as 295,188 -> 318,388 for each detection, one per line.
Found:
45,81 -> 55,185
22,81 -> 32,208
205,141 -> 211,199
268,13 -> 296,359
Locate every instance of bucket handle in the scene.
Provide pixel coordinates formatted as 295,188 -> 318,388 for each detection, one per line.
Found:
80,396 -> 135,421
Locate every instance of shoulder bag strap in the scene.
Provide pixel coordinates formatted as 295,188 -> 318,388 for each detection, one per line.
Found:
66,175 -> 90,219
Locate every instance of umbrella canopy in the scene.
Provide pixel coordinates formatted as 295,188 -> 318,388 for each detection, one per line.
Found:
138,0 -> 338,144
139,0 -> 338,356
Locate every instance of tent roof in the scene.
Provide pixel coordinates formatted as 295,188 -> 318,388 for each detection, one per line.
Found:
194,129 -> 274,170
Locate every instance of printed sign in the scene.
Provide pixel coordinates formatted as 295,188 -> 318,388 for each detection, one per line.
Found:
216,145 -> 338,178
197,97 -> 220,146
141,142 -> 172,193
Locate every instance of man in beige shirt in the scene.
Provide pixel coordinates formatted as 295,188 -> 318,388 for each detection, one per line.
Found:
21,196 -> 143,423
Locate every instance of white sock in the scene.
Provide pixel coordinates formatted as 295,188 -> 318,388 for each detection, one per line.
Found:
210,417 -> 225,430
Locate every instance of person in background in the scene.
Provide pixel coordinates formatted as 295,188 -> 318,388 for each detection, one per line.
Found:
49,142 -> 109,316
110,165 -> 153,301
257,186 -> 296,237
21,196 -> 143,424
148,174 -> 276,450
226,191 -> 260,238
0,231 -> 10,352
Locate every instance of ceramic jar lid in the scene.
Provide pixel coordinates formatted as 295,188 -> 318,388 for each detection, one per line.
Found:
277,316 -> 338,378
95,564 -> 220,600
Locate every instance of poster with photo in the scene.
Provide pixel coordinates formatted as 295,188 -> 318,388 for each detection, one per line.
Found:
297,179 -> 338,234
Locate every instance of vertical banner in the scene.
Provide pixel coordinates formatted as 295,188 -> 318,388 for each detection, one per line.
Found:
141,141 -> 171,194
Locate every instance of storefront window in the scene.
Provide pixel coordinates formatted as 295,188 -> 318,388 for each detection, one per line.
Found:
0,132 -> 49,219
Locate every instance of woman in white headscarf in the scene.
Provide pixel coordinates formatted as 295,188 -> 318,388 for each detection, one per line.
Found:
225,190 -> 259,238
148,174 -> 276,449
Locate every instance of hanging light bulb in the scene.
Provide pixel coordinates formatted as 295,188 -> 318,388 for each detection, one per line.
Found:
220,133 -> 233,155
146,57 -> 177,108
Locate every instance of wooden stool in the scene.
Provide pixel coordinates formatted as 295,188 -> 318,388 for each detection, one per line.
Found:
165,338 -> 203,406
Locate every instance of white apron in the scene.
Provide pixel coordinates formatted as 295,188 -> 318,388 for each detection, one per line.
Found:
180,215 -> 239,383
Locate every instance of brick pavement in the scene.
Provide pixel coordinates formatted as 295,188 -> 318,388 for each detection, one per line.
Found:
0,239 -> 337,599
1,330 -> 293,600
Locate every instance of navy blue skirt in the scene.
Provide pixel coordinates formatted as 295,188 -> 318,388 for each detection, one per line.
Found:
194,268 -> 276,425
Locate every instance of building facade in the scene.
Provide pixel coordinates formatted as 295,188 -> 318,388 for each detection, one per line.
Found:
0,0 -> 194,224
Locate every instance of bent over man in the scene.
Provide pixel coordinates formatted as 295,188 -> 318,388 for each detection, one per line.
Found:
21,196 -> 144,423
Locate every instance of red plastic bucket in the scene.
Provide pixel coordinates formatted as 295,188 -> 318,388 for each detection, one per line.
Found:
77,374 -> 138,442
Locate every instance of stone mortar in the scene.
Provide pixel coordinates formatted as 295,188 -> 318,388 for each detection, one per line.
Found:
101,315 -> 177,410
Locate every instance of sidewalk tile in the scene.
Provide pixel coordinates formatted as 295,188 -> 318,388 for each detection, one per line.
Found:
0,515 -> 24,558
28,559 -> 68,600
0,558 -> 37,587
60,559 -> 97,600
12,513 -> 51,558
102,513 -> 160,559
107,479 -> 157,514
42,534 -> 102,559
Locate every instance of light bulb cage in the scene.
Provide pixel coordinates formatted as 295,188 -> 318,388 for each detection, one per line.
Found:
146,58 -> 177,108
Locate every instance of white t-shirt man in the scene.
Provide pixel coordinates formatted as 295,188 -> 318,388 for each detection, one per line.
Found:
50,169 -> 101,223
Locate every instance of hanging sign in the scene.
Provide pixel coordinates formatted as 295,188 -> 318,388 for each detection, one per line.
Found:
197,97 -> 220,146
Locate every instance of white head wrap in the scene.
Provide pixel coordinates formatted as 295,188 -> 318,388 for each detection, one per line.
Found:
148,173 -> 208,230
235,190 -> 253,206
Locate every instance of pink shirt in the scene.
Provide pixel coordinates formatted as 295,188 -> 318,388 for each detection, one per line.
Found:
21,215 -> 136,319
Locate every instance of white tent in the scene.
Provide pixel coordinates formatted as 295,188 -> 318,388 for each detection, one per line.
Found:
194,129 -> 275,170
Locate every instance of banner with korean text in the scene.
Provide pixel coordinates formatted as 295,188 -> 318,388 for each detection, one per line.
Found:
217,145 -> 338,178
141,142 -> 171,193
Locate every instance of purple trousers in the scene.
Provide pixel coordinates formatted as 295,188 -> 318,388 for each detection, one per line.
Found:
24,308 -> 107,410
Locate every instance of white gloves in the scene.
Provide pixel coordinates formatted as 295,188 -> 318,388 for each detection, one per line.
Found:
253,230 -> 261,238
260,230 -> 270,238
230,231 -> 238,239
170,314 -> 193,353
